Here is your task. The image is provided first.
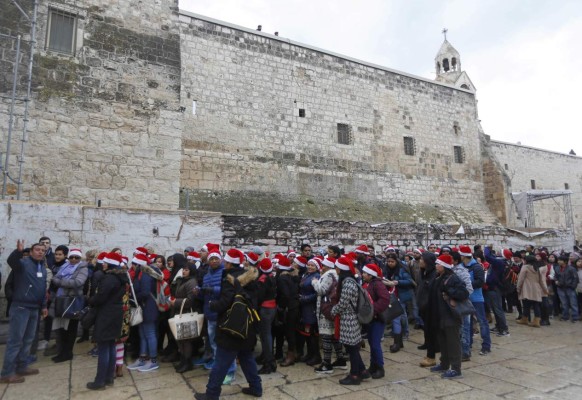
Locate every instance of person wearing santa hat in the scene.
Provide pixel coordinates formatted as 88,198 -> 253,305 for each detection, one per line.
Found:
331,256 -> 369,385
195,248 -> 261,400
276,254 -> 301,368
50,247 -> 89,363
362,264 -> 390,379
298,258 -> 321,366
255,258 -> 277,374
417,252 -> 438,368
484,245 -> 510,337
311,256 -> 347,374
428,254 -> 470,379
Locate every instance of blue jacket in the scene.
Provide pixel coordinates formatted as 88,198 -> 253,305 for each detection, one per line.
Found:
484,247 -> 505,290
199,265 -> 224,321
386,266 -> 414,303
464,258 -> 485,303
133,266 -> 160,323
7,250 -> 48,309
299,271 -> 320,325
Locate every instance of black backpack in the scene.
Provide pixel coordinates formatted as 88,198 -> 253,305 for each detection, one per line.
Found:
219,292 -> 260,340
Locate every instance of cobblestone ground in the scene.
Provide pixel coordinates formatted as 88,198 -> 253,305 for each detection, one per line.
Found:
0,315 -> 581,400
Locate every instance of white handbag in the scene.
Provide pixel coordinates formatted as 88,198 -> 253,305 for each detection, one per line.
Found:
168,300 -> 204,340
127,272 -> 143,326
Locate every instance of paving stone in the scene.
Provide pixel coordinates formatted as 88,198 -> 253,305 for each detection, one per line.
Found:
281,377 -> 352,398
324,389 -> 386,399
401,375 -> 472,397
368,382 -> 436,399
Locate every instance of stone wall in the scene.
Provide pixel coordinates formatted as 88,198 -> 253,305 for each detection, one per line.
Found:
178,11 -> 497,225
0,0 -> 183,208
489,140 -> 582,243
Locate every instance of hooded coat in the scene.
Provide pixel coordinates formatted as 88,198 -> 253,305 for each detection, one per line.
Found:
89,268 -> 129,342
211,266 -> 259,351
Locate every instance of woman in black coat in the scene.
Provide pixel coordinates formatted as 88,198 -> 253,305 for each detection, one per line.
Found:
86,253 -> 129,390
429,254 -> 469,379
417,252 -> 439,367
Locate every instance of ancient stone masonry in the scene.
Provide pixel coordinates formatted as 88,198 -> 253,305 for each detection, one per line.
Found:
0,0 -> 183,208
178,11 -> 497,225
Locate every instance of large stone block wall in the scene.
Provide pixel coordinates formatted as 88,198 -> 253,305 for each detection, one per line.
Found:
178,11 -> 497,224
0,0 -> 183,208
490,140 -> 582,242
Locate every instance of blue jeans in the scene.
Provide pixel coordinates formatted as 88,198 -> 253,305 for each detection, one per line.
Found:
259,307 -> 276,364
95,340 -> 116,385
206,346 -> 261,399
471,302 -> 491,352
367,320 -> 386,367
207,320 -> 236,374
139,322 -> 158,358
392,307 -> 407,335
485,289 -> 508,331
557,288 -> 579,320
461,315 -> 471,356
1,306 -> 39,377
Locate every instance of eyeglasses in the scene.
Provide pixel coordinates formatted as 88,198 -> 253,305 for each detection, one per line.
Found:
69,256 -> 81,259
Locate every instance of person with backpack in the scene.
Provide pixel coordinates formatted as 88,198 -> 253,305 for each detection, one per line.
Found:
383,252 -> 415,353
194,249 -> 262,400
429,254 -> 470,379
331,256 -> 370,386
362,264 -> 390,379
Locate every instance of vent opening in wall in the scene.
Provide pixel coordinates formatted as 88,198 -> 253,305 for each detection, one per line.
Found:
504,163 -> 508,170
453,146 -> 464,164
337,123 -> 351,145
531,180 -> 536,189
299,108 -> 305,118
453,122 -> 461,135
403,136 -> 415,156
47,8 -> 78,55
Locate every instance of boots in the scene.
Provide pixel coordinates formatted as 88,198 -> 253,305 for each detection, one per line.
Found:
529,317 -> 541,328
175,355 -> 193,373
367,363 -> 377,375
280,351 -> 296,367
516,316 -> 529,325
371,365 -> 385,379
306,336 -> 322,366
419,357 -> 436,367
389,334 -> 402,353
258,362 -> 276,375
115,364 -> 124,377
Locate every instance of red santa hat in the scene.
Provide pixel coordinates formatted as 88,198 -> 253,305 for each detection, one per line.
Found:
322,256 -> 336,269
207,245 -> 222,260
287,249 -> 297,258
277,255 -> 292,270
383,245 -> 396,253
104,252 -> 123,267
458,245 -> 473,257
355,244 -> 370,255
224,248 -> 245,265
69,248 -> 82,258
201,242 -> 219,253
187,251 -> 201,262
502,249 -> 513,260
121,256 -> 129,266
413,248 -> 425,255
335,256 -> 356,274
132,253 -> 149,266
362,263 -> 383,278
294,256 -> 307,268
134,247 -> 148,256
246,252 -> 260,265
258,258 -> 273,274
97,252 -> 107,264
436,254 -> 454,269
307,258 -> 321,271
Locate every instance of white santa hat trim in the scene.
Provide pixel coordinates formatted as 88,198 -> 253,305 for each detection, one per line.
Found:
322,257 -> 335,269
335,259 -> 350,271
436,258 -> 454,269
69,248 -> 82,258
362,265 -> 378,277
131,256 -> 147,266
224,252 -> 241,264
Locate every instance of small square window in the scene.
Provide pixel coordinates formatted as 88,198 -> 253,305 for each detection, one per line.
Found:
298,109 -> 305,118
531,180 -> 536,189
403,136 -> 415,156
47,8 -> 77,55
504,163 -> 508,170
453,146 -> 464,164
565,183 -> 569,190
337,123 -> 351,145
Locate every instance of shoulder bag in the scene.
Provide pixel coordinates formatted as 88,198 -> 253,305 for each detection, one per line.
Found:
127,272 -> 143,326
168,300 -> 204,340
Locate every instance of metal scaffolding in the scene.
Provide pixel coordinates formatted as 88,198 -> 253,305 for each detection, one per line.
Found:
512,190 -> 575,235
1,0 -> 38,199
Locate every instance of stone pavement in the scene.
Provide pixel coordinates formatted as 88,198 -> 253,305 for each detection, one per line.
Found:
0,315 -> 581,400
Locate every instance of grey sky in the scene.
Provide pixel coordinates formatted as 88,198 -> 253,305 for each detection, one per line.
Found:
180,0 -> 582,155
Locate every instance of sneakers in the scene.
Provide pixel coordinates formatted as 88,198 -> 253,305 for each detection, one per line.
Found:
88,347 -> 98,357
127,358 -> 146,371
37,340 -> 48,351
442,369 -> 463,379
315,362 -> 334,374
241,387 -> 262,397
430,364 -> 447,373
203,360 -> 215,370
331,358 -> 348,370
138,360 -> 160,372
479,349 -> 491,356
496,330 -> 510,337
222,372 -> 236,385
490,326 -> 499,334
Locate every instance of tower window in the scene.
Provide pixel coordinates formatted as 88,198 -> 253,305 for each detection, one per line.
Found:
565,183 -> 569,190
46,8 -> 77,55
451,57 -> 457,71
531,180 -> 536,189
403,136 -> 415,156
299,109 -> 305,118
337,123 -> 352,145
460,84 -> 469,90
443,58 -> 450,72
453,146 -> 464,163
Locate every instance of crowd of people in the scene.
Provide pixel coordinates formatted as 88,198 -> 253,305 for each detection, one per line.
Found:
1,236 -> 581,400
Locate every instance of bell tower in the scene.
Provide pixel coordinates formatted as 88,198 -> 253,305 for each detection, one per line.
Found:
434,29 -> 475,91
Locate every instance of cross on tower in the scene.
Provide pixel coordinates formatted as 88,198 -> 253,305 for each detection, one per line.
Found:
442,28 -> 448,40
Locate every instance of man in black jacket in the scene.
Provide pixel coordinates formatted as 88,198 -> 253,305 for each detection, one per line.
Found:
1,241 -> 48,383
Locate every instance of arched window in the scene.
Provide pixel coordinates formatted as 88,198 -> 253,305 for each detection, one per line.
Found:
460,84 -> 469,89
451,57 -> 457,71
443,58 -> 449,72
